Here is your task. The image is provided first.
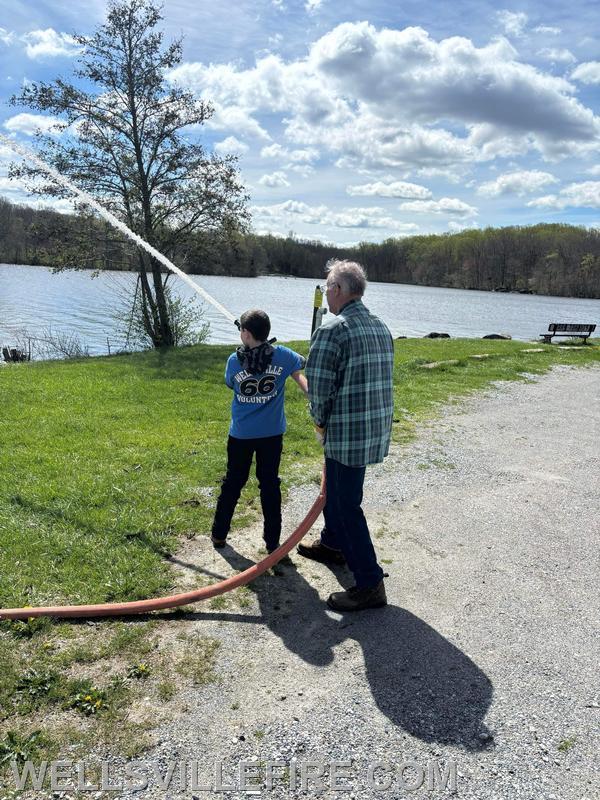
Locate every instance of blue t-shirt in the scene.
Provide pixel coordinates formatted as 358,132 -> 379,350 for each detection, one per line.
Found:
225,345 -> 305,439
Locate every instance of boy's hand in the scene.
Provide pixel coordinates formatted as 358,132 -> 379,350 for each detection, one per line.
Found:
291,370 -> 308,396
314,425 -> 325,445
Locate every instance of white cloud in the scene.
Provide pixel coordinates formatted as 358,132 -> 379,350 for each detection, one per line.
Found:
0,142 -> 15,160
329,207 -> 418,230
170,22 -> 600,172
347,180 -> 432,199
253,199 -> 321,218
533,25 -> 561,35
0,27 -> 15,45
171,52 -> 351,130
259,144 -> 318,178
251,199 -> 419,231
571,62 -> 600,85
207,103 -> 270,140
398,197 -> 478,217
289,148 -> 319,163
261,143 -> 287,159
27,197 -> 77,214
586,165 -> 600,176
214,136 -> 249,156
477,170 -> 558,197
0,176 -> 21,194
254,229 -> 287,238
261,143 -> 319,161
537,48 -> 576,64
496,10 -> 528,38
415,166 -> 463,184
170,56 -> 299,115
0,175 -> 76,213
448,219 -> 479,232
288,164 -> 315,177
258,171 -> 290,187
3,113 -> 64,136
309,24 -> 597,146
22,29 -> 80,60
302,119 -> 476,171
527,181 -> 600,209
527,195 -> 564,209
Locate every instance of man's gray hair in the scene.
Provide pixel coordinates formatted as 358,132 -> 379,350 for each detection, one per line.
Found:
326,259 -> 367,296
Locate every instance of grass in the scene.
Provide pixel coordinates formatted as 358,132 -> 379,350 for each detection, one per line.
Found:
557,736 -> 577,752
174,635 -> 220,685
0,337 -> 598,776
0,343 -> 318,610
157,681 -> 176,702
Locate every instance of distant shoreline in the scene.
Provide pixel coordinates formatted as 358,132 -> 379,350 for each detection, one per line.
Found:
5,261 -> 600,302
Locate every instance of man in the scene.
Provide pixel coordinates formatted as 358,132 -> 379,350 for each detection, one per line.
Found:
299,260 -> 395,612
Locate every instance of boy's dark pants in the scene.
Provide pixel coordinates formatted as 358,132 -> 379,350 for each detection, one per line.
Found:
211,434 -> 283,550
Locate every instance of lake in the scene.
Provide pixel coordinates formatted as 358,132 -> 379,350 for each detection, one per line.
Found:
1,263 -> 599,356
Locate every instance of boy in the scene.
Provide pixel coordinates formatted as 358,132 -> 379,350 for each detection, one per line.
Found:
211,309 -> 307,555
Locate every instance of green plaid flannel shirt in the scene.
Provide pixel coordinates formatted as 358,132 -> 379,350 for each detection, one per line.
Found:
306,299 -> 395,467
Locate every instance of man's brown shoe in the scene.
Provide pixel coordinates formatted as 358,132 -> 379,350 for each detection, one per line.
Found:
297,538 -> 346,565
326,581 -> 387,612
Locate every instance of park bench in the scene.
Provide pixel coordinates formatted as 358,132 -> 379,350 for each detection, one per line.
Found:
2,346 -> 29,362
539,323 -> 596,344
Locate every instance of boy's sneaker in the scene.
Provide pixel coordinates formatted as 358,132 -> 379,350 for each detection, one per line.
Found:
297,538 -> 346,565
327,581 -> 387,612
211,534 -> 227,549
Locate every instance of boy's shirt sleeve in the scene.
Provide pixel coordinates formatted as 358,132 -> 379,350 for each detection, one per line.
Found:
288,348 -> 306,374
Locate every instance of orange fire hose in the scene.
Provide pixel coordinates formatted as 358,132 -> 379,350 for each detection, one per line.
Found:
0,473 -> 325,621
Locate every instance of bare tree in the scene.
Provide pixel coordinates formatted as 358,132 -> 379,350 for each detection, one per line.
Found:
10,0 -> 249,347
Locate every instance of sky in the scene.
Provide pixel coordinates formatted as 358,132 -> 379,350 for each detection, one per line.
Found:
0,0 -> 599,245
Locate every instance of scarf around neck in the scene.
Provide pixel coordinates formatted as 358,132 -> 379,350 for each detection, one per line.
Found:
236,338 -> 277,375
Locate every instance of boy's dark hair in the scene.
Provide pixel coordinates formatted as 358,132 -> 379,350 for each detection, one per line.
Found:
240,309 -> 271,342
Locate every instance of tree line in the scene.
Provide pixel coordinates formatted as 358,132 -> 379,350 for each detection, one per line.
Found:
2,196 -> 600,299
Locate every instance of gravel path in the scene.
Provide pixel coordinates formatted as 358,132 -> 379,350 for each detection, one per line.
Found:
105,365 -> 599,799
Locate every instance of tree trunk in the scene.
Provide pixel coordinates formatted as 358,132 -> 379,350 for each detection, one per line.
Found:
150,259 -> 174,347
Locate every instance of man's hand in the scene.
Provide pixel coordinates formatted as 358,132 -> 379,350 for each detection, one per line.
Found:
314,425 -> 326,445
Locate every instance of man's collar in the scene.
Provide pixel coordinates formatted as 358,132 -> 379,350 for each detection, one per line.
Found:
338,297 -> 362,314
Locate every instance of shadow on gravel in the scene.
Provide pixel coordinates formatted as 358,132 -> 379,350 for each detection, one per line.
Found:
354,607 -> 494,751
216,546 -> 494,751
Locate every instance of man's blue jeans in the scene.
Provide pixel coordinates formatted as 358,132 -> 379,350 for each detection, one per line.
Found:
320,457 -> 384,589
